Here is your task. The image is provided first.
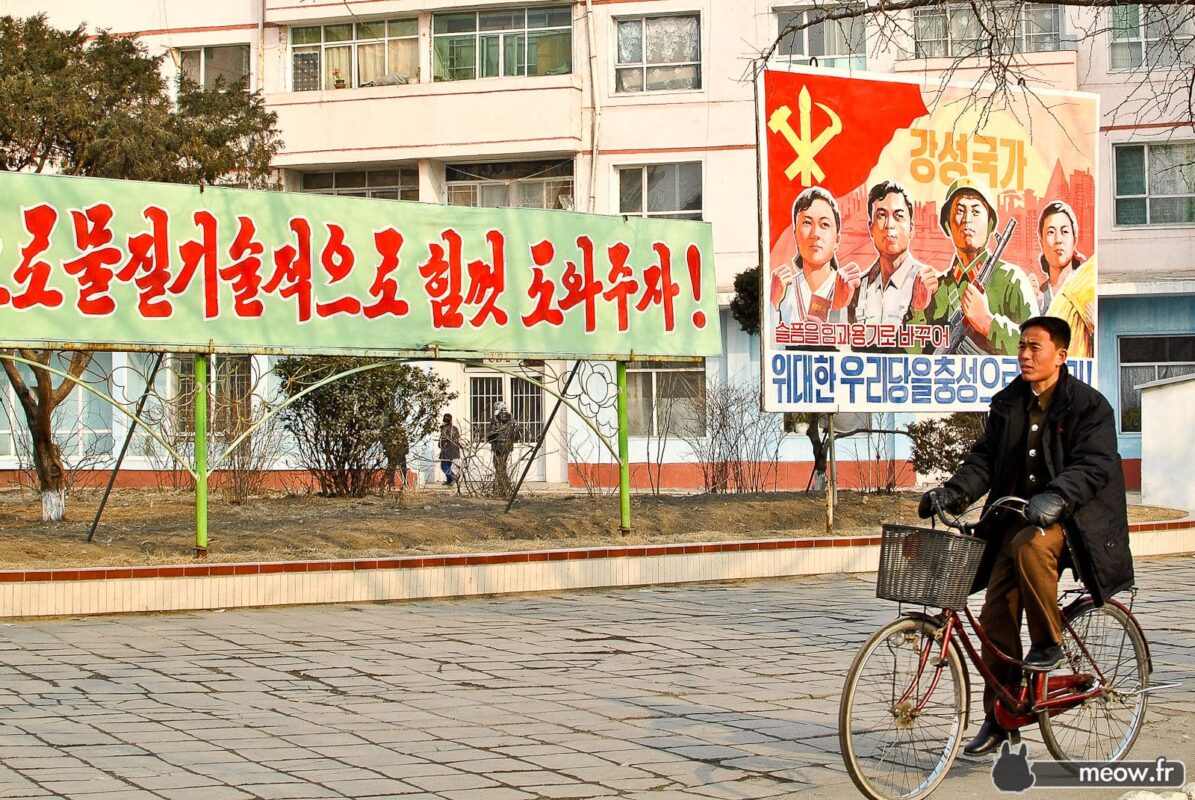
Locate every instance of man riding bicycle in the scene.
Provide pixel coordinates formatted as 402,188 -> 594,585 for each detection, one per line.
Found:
919,315 -> 1134,758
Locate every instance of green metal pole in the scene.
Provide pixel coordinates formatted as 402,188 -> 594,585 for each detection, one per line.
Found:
194,354 -> 209,557
616,361 -> 631,533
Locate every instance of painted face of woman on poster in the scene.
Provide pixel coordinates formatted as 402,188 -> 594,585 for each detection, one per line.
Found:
795,197 -> 841,271
1040,210 -> 1076,273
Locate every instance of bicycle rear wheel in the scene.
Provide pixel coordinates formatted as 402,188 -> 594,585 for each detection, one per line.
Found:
1039,600 -> 1149,768
840,616 -> 967,800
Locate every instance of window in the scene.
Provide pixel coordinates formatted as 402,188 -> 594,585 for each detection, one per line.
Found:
1110,5 -> 1195,70
300,168 -> 419,201
468,374 -> 544,443
432,7 -> 572,81
1118,336 -> 1195,432
446,160 -> 573,209
1114,142 -> 1195,226
0,353 -> 114,460
618,163 -> 702,220
775,9 -> 865,69
628,360 -> 706,437
291,19 -> 418,91
175,354 -> 254,436
180,45 -> 250,90
914,3 -> 1063,57
615,15 -> 701,92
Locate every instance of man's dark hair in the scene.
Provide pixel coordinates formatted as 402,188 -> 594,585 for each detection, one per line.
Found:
867,180 -> 913,224
792,186 -> 841,232
1020,316 -> 1071,349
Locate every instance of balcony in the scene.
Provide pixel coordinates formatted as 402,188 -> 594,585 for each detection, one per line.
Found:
267,73 -> 583,168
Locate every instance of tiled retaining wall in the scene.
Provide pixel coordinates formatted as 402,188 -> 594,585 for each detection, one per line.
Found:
1,519 -> 1191,618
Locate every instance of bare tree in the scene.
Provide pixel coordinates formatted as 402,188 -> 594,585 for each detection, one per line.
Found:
760,1 -> 1195,135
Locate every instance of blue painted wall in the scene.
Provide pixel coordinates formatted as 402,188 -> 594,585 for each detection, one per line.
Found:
1097,294 -> 1195,459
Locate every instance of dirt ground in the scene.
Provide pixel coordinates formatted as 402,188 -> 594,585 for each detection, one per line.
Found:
0,485 -> 1185,569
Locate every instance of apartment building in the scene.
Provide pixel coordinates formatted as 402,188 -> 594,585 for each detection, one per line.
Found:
7,0 -> 1194,489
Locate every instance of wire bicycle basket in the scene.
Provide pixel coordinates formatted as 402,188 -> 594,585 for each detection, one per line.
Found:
876,524 -> 986,610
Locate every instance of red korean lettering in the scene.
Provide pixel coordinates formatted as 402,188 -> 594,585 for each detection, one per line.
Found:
418,229 -> 465,329
463,230 -> 507,327
635,242 -> 679,332
119,206 -> 173,318
10,204 -> 63,309
265,218 -> 315,323
559,235 -> 602,334
171,210 -> 220,319
62,203 -> 122,316
363,228 -> 410,319
602,242 -> 639,333
220,216 -> 265,318
315,223 -> 361,318
521,240 -> 564,327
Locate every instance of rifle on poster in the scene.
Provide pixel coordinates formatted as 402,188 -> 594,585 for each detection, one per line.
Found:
947,218 -> 1018,355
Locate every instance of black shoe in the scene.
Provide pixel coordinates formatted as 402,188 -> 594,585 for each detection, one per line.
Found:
962,713 -> 1020,758
1023,643 -> 1065,672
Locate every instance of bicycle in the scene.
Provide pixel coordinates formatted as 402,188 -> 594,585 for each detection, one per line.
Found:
838,496 -> 1153,800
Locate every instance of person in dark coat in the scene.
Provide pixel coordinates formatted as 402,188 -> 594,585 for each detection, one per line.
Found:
486,401 -> 518,495
919,315 -> 1133,758
438,414 -> 461,486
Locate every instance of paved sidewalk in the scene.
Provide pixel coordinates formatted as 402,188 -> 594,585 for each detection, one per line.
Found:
0,556 -> 1192,799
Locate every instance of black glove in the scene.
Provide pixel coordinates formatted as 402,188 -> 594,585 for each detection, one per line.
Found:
1027,491 -> 1067,528
918,487 -> 967,519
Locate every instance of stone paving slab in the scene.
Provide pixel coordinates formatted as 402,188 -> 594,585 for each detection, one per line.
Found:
0,556 -> 1192,799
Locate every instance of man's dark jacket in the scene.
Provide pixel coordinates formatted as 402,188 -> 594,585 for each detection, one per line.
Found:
945,365 -> 1133,606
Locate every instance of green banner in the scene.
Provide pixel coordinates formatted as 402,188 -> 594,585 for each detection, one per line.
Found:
0,172 -> 720,359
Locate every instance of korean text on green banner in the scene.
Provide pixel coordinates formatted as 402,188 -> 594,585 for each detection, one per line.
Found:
758,66 -> 1098,412
0,172 -> 720,359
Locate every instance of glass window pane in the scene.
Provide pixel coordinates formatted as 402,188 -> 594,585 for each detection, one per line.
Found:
358,42 -> 385,85
529,7 -> 571,29
646,164 -> 679,213
292,26 -> 321,45
1115,197 -> 1148,226
389,19 -> 418,37
435,13 -> 477,34
367,169 -> 401,186
646,16 -> 699,64
1147,143 -> 1195,195
1115,146 -> 1147,195
180,49 -> 202,85
626,372 -> 653,436
301,172 -> 334,190
336,171 -> 367,189
204,45 -> 249,89
479,183 -> 509,208
619,167 -> 643,214
660,371 -> 705,437
1119,365 -> 1155,432
434,35 -> 477,81
1149,197 -> 1195,224
480,34 -> 501,78
292,49 -> 320,91
528,30 -> 571,75
1110,41 -> 1142,69
1121,337 -> 1167,362
617,20 -> 643,64
324,45 -> 350,89
400,187 -> 419,201
504,33 -> 526,77
615,67 -> 643,92
1111,5 -> 1140,39
514,181 -> 544,208
1168,337 -> 1195,361
387,38 -> 418,81
777,10 -> 804,57
368,189 -> 399,200
447,185 -> 478,206
356,21 -> 384,39
807,16 -> 826,57
678,162 -> 702,211
324,24 -> 352,42
480,10 -> 523,31
644,64 -> 700,91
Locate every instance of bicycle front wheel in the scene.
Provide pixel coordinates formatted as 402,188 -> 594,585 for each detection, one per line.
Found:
1039,600 -> 1149,768
840,616 -> 968,800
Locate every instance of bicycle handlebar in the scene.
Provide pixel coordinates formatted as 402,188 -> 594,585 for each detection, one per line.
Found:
931,493 -> 1029,534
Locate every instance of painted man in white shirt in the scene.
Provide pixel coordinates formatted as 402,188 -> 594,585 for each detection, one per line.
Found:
847,180 -> 931,337
770,186 -> 861,328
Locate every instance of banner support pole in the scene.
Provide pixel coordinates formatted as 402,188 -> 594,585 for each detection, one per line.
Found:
194,353 -> 209,558
616,361 -> 631,534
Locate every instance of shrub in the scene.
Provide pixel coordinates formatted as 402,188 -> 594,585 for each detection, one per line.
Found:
907,412 -> 986,478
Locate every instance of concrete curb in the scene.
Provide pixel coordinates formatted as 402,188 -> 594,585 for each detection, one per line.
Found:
1,517 -> 1191,618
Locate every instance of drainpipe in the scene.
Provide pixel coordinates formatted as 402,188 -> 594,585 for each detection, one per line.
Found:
585,0 -> 601,212
258,0 -> 266,92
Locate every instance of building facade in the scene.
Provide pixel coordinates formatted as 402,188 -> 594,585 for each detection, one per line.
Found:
6,0 -> 1193,489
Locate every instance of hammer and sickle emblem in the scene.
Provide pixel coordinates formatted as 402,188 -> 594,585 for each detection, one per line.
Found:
768,86 -> 843,184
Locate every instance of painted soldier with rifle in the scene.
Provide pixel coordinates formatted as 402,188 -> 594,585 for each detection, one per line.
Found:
907,178 -> 1037,355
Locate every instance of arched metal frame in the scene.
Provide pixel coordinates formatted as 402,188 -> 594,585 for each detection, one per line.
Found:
0,351 -> 632,553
